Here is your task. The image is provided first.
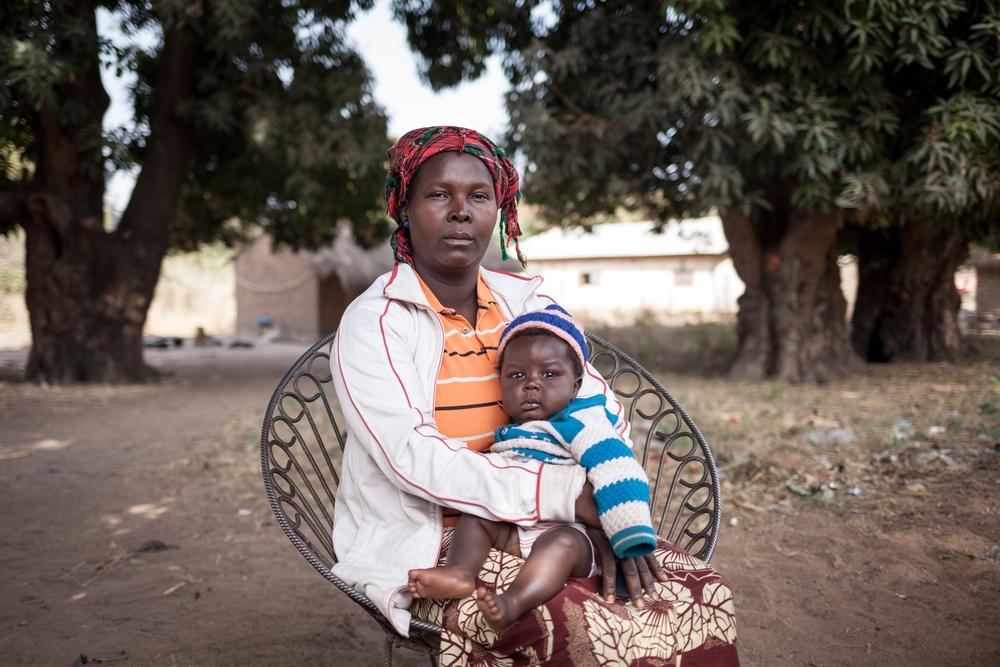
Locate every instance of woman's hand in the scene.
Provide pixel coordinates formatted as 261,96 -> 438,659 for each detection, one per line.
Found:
585,526 -> 667,608
576,480 -> 666,606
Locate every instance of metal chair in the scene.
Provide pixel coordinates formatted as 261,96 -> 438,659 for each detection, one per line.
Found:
260,330 -> 722,666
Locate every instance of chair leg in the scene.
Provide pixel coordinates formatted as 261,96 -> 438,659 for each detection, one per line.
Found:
383,634 -> 394,667
427,654 -> 438,667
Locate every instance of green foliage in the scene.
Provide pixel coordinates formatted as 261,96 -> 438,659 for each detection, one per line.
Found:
1,0 -> 391,249
399,1 -> 1000,234
391,0 -> 535,89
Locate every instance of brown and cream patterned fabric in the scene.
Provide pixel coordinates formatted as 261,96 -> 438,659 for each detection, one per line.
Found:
413,530 -> 740,666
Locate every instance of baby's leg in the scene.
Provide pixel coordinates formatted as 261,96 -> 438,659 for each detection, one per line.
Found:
408,515 -> 517,599
476,525 -> 592,633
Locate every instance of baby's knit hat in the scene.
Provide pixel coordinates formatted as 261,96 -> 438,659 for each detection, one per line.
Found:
497,305 -> 589,371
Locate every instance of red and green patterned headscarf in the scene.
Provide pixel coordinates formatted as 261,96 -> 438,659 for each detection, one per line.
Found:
385,126 -> 525,267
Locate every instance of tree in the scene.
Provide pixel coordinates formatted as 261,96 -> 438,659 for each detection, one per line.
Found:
1,0 -> 389,383
396,0 -> 1000,381
837,2 -> 1000,362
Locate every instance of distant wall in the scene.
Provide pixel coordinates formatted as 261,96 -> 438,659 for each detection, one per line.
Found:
0,234 -> 236,348
528,255 -> 742,325
839,255 -> 859,320
532,254 -> 862,326
318,272 -> 355,336
977,266 -> 1000,320
234,236 -> 319,341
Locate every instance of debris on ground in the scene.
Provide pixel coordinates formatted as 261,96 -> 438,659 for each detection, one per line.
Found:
135,540 -> 177,553
803,427 -> 855,447
892,419 -> 914,443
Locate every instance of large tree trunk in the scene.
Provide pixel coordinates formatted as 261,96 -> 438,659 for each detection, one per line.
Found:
13,7 -> 200,383
23,196 -> 160,382
721,203 -> 857,383
851,220 -> 968,362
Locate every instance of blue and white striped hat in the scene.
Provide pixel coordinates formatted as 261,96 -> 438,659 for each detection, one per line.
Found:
497,305 -> 589,370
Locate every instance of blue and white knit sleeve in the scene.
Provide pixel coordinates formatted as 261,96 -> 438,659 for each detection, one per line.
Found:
544,395 -> 657,558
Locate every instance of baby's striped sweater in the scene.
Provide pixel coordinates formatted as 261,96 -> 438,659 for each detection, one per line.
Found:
493,394 -> 656,558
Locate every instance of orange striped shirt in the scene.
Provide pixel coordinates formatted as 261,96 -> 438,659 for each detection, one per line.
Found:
418,274 -> 510,526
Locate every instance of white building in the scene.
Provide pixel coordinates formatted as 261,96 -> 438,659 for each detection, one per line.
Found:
519,217 -> 743,324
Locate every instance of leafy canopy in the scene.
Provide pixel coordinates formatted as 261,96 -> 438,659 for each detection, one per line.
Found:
397,0 -> 1000,231
1,0 -> 392,249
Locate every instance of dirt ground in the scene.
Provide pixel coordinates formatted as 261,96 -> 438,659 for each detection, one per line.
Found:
0,342 -> 997,666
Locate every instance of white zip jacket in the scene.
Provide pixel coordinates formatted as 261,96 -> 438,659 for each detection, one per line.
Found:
329,262 -> 629,636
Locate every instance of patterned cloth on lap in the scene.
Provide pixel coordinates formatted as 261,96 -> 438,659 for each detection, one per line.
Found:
412,530 -> 741,666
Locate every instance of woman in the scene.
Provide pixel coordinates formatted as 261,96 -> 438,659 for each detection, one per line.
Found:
330,126 -> 739,665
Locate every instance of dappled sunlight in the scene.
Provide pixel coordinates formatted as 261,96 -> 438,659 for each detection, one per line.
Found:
125,497 -> 176,520
96,497 -> 178,536
32,438 -> 71,451
0,438 -> 73,460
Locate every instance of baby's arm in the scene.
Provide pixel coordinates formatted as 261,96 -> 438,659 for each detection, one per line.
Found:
547,400 -> 657,559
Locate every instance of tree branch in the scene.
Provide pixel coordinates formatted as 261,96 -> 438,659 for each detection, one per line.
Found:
116,18 -> 200,248
34,0 -> 111,217
0,192 -> 29,230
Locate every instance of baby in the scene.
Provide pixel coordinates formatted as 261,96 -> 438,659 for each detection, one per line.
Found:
408,305 -> 656,631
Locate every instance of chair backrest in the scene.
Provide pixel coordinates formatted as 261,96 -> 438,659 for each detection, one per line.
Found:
260,330 -> 721,632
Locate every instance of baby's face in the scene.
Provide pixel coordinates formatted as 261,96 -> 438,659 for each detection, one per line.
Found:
499,335 -> 582,422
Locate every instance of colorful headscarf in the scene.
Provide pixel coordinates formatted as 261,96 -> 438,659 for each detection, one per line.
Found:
385,126 -> 525,267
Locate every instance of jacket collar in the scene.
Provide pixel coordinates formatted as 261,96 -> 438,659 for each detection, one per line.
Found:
383,262 -> 542,315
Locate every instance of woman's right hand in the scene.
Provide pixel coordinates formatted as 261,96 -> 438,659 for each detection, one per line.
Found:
585,526 -> 665,608
576,481 -> 666,607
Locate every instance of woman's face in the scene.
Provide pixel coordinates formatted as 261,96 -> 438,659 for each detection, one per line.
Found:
403,152 -> 498,277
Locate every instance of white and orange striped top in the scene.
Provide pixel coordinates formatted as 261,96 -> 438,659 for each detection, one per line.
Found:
417,274 -> 511,526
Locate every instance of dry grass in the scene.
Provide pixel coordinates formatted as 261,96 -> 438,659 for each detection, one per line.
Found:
590,325 -> 1000,518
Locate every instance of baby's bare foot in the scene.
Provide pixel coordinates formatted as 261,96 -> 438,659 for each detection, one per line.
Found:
407,566 -> 475,599
475,587 -> 516,633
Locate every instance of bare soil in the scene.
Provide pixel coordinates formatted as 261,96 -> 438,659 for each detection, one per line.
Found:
0,342 -> 997,666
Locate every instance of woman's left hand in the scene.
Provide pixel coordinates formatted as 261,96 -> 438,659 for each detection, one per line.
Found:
584,526 -> 667,608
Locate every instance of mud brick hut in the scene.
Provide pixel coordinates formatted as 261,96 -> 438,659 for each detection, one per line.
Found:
969,251 -> 1000,331
234,224 -> 394,341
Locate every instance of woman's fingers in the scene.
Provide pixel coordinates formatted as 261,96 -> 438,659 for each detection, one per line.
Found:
635,556 -> 657,597
586,527 -> 617,601
645,552 -> 668,581
619,557 -> 646,609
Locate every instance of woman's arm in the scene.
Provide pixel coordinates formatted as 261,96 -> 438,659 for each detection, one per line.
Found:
332,297 -> 586,524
